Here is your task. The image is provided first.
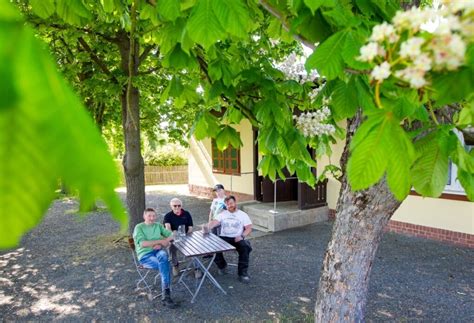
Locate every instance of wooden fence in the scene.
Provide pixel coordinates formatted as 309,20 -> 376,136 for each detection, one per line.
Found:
118,165 -> 188,185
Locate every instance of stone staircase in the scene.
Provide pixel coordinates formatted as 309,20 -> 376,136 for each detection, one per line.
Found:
241,201 -> 329,232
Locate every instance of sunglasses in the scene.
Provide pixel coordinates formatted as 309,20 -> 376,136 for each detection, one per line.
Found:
172,205 -> 181,208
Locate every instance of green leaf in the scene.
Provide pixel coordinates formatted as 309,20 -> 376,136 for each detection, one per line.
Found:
386,122 -> 415,200
157,0 -> 181,21
371,0 -> 399,20
457,100 -> 474,127
56,0 -> 92,25
305,29 -> 348,80
354,75 -> 376,111
100,0 -> 116,13
411,131 -> 450,197
169,77 -> 184,97
432,68 -> 474,106
186,0 -> 226,49
331,78 -> 358,120
457,169 -> 474,201
303,0 -> 324,14
215,126 -> 242,150
212,0 -> 251,38
342,28 -> 370,70
0,20 -> 127,248
208,60 -> 223,82
162,44 -> 195,69
451,139 -> 474,173
157,19 -> 187,55
225,107 -> 243,124
263,127 -> 280,152
190,111 -> 220,139
321,1 -> 357,28
29,0 -> 55,19
347,115 -> 390,190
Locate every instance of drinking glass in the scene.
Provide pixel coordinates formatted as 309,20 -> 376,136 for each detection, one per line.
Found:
178,225 -> 186,237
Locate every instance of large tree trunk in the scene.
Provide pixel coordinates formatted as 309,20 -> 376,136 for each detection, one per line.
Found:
117,31 -> 146,233
314,113 -> 403,321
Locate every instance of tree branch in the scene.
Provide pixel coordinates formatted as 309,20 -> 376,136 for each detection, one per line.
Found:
138,45 -> 156,66
77,37 -> 119,84
137,66 -> 161,75
259,0 -> 315,50
195,50 -> 259,126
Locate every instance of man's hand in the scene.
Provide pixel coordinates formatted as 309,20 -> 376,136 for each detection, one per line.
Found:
153,244 -> 162,250
234,236 -> 243,243
160,239 -> 170,248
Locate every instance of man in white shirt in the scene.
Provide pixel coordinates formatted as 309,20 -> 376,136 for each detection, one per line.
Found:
209,195 -> 253,283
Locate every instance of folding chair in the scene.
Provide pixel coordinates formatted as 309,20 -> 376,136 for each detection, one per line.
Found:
128,237 -> 162,301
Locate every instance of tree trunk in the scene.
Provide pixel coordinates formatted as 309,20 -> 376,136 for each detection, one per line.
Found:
314,113 -> 403,321
117,31 -> 146,233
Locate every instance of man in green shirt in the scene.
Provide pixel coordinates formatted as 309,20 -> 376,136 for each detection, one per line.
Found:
133,208 -> 177,308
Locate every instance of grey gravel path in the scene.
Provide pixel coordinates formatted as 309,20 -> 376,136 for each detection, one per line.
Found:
1,187 -> 473,322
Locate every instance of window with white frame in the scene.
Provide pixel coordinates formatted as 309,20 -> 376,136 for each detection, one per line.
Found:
444,130 -> 473,195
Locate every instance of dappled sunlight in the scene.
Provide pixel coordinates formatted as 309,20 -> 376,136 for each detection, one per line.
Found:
30,290 -> 80,316
377,309 -> 394,318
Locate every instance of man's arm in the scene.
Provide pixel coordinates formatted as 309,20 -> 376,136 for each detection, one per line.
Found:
141,237 -> 171,249
208,219 -> 220,229
235,224 -> 252,242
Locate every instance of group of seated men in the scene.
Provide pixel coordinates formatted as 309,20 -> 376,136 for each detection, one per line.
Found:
132,184 -> 253,308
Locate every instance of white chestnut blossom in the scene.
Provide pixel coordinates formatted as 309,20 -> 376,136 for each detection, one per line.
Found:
395,68 -> 427,89
294,107 -> 335,137
275,52 -> 319,83
358,42 -> 386,62
412,54 -> 432,72
360,2 -> 472,90
399,37 -> 425,59
430,34 -> 466,70
445,0 -> 474,15
370,62 -> 391,81
370,22 -> 399,43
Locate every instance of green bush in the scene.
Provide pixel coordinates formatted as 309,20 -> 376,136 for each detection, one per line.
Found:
145,151 -> 187,166
143,144 -> 188,166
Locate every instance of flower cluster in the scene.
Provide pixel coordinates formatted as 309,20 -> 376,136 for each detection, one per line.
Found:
293,106 -> 335,137
276,52 -> 319,83
358,1 -> 473,90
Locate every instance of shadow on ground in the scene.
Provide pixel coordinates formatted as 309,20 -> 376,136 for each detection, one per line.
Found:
1,187 -> 473,321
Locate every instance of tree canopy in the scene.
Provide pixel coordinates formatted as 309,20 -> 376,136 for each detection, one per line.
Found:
2,0 -> 473,246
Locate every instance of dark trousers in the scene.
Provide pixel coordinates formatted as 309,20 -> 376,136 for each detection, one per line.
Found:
214,236 -> 252,276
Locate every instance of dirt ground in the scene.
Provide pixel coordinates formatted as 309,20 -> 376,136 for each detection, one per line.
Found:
1,186 -> 473,321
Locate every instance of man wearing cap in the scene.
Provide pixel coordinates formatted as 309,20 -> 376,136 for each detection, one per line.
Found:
209,184 -> 227,222
208,195 -> 253,283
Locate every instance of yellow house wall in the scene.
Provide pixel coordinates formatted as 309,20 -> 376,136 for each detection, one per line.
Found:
188,120 -> 254,196
317,122 -> 474,235
190,119 -> 474,235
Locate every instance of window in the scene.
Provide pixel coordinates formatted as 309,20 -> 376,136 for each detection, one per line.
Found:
211,139 -> 240,175
444,130 -> 473,195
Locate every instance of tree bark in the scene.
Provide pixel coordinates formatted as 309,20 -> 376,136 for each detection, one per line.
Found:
314,113 -> 403,321
117,31 -> 146,233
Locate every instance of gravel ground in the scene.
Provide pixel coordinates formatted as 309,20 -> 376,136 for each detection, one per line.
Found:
1,186 -> 473,321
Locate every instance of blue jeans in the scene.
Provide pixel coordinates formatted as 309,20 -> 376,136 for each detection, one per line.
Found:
139,249 -> 171,290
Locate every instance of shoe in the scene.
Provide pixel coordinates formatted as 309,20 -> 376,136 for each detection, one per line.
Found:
172,265 -> 180,277
217,267 -> 228,275
238,275 -> 250,283
161,296 -> 179,309
194,269 -> 203,279
162,288 -> 179,309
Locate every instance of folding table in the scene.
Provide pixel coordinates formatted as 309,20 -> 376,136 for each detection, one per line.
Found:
173,231 -> 235,303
